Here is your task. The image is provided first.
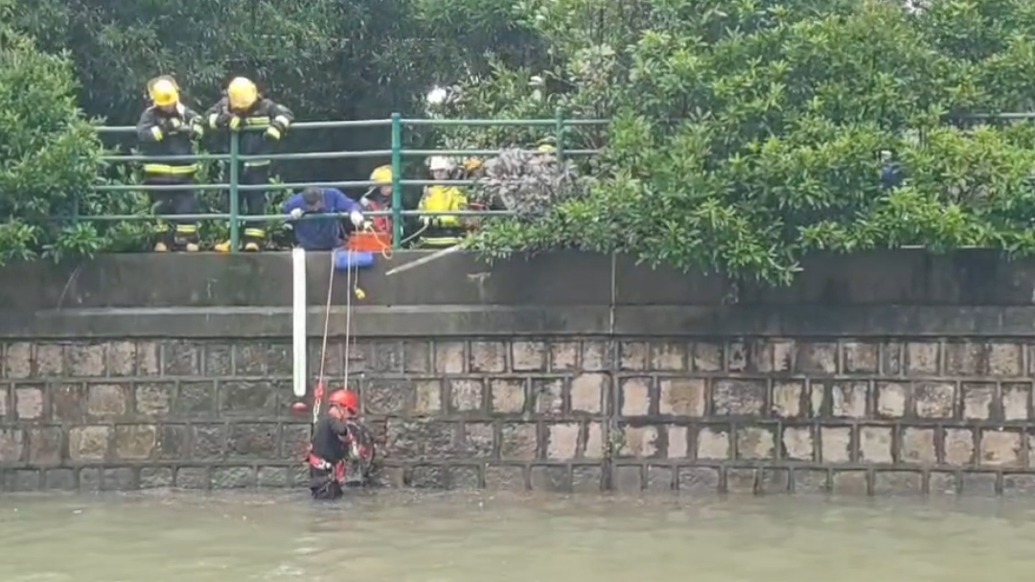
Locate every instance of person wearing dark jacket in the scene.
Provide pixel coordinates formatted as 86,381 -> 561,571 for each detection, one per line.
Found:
136,76 -> 204,252
204,77 -> 294,252
307,389 -> 360,500
284,187 -> 365,251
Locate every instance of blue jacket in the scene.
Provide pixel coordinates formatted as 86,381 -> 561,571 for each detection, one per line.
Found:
283,188 -> 362,251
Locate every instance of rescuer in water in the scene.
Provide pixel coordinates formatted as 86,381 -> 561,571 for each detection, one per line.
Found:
135,76 -> 204,252
204,76 -> 295,252
307,389 -> 361,500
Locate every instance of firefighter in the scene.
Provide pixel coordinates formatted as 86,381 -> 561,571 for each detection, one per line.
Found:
417,156 -> 469,248
204,77 -> 294,252
135,76 -> 204,252
359,165 -> 395,242
307,389 -> 360,500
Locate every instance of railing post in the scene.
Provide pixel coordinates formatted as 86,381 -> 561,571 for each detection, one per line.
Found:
228,131 -> 241,253
390,112 -> 403,249
555,107 -> 565,163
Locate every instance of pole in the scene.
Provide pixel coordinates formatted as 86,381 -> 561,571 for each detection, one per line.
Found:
228,130 -> 241,253
291,247 -> 307,398
390,112 -> 403,249
555,107 -> 565,163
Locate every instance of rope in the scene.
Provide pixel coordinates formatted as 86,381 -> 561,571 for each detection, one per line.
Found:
343,253 -> 353,391
313,251 -> 335,425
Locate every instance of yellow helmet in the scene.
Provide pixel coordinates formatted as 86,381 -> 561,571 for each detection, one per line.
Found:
463,158 -> 483,172
148,76 -> 179,107
370,165 -> 393,185
227,77 -> 258,110
537,143 -> 557,154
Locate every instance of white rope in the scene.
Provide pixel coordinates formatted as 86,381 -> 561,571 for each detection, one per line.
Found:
343,254 -> 353,392
314,251 -> 335,425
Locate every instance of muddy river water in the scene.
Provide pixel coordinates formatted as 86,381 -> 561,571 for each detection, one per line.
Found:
2,490 -> 1034,582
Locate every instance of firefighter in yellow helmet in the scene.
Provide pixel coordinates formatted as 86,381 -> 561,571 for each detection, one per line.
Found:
204,77 -> 295,252
135,75 -> 204,252
358,165 -> 395,243
417,156 -> 469,248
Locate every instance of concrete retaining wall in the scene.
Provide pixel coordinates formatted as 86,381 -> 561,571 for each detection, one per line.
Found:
1,250 -> 1034,495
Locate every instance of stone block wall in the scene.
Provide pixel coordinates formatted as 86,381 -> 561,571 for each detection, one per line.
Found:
4,335 -> 1035,495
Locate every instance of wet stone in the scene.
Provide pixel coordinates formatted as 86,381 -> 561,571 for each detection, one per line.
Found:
619,342 -> 648,370
27,427 -> 63,466
156,424 -> 189,460
135,382 -> 174,416
914,382 -> 955,419
280,424 -> 310,459
44,468 -> 75,491
928,472 -> 958,495
499,423 -> 538,461
386,420 -> 455,460
434,342 -> 465,374
760,469 -> 790,494
659,378 -> 705,417
175,466 -> 210,489
191,424 -> 227,460
726,468 -> 757,494
458,423 -> 494,457
646,466 -> 673,491
86,384 -> 127,417
570,374 -> 606,414
403,341 -> 431,373
257,466 -> 291,488
102,467 -> 137,491
15,387 -> 44,420
77,468 -> 101,491
3,469 -> 40,491
49,384 -> 83,423
876,382 -> 907,418
962,383 -> 996,420
363,379 -> 409,415
448,465 -> 481,489
1002,474 -> 1035,497
212,466 -> 256,489
795,342 -> 837,374
69,426 -> 110,462
204,344 -> 233,377
550,342 -> 579,371
115,425 -> 157,460
3,343 -> 31,379
579,341 -> 610,372
413,381 -> 442,415
873,471 -> 922,495
511,341 -> 547,372
831,471 -> 868,495
408,465 -> 446,488
712,380 -> 765,416
0,428 -> 26,463
620,377 -> 651,417
162,341 -> 201,376
219,381 -> 277,417
771,381 -> 803,418
177,381 -> 217,417
367,341 -> 404,373
448,379 -> 484,413
67,344 -> 105,377
793,469 -> 829,494
906,342 -> 940,374
470,341 -> 507,373
227,423 -> 278,458
613,465 -> 643,493
530,465 -> 572,492
830,382 -> 868,418
842,342 -> 878,373
139,467 -> 174,489
677,467 -> 720,493
573,465 -> 604,493
692,342 -> 723,372
960,472 -> 997,496
485,465 -> 526,491
532,378 -> 563,415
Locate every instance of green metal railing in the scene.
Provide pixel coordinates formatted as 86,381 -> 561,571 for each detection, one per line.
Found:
95,111 -> 608,251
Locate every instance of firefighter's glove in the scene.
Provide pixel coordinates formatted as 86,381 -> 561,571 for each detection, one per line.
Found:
265,126 -> 282,140
227,115 -> 242,131
163,117 -> 184,133
349,211 -> 364,228
289,208 -> 304,220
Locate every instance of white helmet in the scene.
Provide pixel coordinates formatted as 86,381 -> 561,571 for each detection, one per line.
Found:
428,156 -> 453,171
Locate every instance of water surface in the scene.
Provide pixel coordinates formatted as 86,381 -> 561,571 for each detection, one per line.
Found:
2,490 -> 1033,581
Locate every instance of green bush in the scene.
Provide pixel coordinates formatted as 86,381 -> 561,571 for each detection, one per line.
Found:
439,0 -> 1035,285
0,6 -> 106,265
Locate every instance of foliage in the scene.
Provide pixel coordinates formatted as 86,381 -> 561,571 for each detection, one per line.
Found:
0,2 -> 108,266
444,0 -> 1035,285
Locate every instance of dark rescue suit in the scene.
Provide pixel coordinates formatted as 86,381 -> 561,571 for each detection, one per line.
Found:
136,104 -> 203,247
204,96 -> 294,248
308,415 -> 351,500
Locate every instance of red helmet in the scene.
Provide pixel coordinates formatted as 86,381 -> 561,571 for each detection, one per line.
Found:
327,389 -> 359,413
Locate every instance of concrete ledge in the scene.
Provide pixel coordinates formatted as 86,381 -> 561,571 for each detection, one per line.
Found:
4,305 -> 1035,339
4,249 -> 1035,311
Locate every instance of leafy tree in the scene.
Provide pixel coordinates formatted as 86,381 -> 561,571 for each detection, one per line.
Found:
441,0 -> 1035,285
0,0 -> 108,266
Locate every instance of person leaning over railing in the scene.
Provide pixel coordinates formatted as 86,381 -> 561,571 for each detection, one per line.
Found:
359,165 -> 395,244
135,76 -> 205,252
417,156 -> 469,248
283,186 -> 366,251
204,76 -> 294,252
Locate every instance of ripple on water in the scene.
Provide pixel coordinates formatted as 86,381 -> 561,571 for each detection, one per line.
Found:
2,491 -> 1035,582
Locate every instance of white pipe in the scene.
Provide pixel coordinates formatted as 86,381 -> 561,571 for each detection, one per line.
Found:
291,247 -> 307,398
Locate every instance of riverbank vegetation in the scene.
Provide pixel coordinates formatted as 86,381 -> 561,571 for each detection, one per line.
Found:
4,0 -> 1035,284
